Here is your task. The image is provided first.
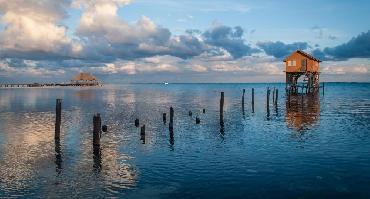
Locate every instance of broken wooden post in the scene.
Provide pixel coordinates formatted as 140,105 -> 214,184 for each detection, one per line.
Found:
93,113 -> 102,148
189,111 -> 192,116
266,88 -> 270,117
163,113 -> 166,123
55,99 -> 62,140
242,89 -> 245,115
202,108 -> 206,113
169,107 -> 174,130
102,125 -> 108,132
135,118 -> 139,127
252,88 -> 255,113
140,125 -> 145,143
196,116 -> 200,124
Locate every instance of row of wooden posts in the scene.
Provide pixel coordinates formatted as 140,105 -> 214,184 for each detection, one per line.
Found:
54,87 -> 285,154
51,85 -> 325,171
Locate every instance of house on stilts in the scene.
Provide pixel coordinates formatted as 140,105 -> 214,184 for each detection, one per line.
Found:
284,50 -> 321,94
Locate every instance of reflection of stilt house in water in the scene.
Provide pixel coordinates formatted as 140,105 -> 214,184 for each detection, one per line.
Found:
284,50 -> 321,94
71,72 -> 100,86
286,94 -> 320,131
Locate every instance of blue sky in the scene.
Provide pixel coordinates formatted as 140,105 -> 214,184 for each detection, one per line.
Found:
116,0 -> 370,44
0,0 -> 369,83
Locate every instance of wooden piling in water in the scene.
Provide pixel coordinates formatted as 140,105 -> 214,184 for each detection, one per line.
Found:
163,113 -> 166,123
55,99 -> 62,140
272,88 -> 275,104
196,116 -> 200,124
102,125 -> 108,132
169,107 -> 174,130
135,119 -> 139,127
189,111 -> 192,116
203,108 -> 206,113
220,92 -> 224,133
267,88 -> 270,117
242,89 -> 245,115
92,116 -> 102,168
220,92 -> 224,120
252,88 -> 255,113
93,113 -> 102,147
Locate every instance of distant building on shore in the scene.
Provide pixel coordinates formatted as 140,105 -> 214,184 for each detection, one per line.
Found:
71,72 -> 100,86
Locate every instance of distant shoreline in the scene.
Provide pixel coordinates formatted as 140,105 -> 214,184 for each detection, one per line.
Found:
1,82 -> 369,88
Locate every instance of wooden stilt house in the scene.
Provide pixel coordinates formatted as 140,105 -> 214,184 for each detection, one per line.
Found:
284,50 -> 321,94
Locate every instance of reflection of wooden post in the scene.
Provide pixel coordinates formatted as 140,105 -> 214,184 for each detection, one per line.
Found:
275,89 -> 278,107
322,82 -> 325,95
169,128 -> 174,146
242,89 -> 245,115
55,99 -> 62,140
93,113 -> 101,147
169,107 -> 174,130
163,113 -> 166,123
140,125 -> 145,143
288,89 -> 291,108
55,137 -> 62,174
252,88 -> 255,113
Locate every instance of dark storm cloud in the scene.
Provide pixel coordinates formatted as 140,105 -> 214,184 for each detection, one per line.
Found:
202,25 -> 259,58
323,30 -> 370,60
311,48 -> 327,61
0,48 -> 79,61
256,41 -> 309,59
79,34 -> 206,61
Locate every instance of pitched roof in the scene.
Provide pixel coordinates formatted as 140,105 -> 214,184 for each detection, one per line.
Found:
284,50 -> 322,62
72,73 -> 97,81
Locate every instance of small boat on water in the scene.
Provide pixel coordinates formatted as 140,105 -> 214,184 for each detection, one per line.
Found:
164,82 -> 169,85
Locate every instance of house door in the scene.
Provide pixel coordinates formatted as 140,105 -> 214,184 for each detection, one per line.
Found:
301,59 -> 307,71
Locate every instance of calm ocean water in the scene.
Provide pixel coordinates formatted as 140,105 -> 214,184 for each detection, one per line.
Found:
0,83 -> 369,198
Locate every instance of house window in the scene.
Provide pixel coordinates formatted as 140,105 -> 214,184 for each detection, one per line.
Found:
287,60 -> 296,67
301,59 -> 307,67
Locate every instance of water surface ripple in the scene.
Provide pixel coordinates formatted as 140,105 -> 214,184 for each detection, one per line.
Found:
0,83 -> 369,198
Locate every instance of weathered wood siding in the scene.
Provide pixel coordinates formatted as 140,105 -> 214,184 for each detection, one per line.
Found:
285,52 -> 320,73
